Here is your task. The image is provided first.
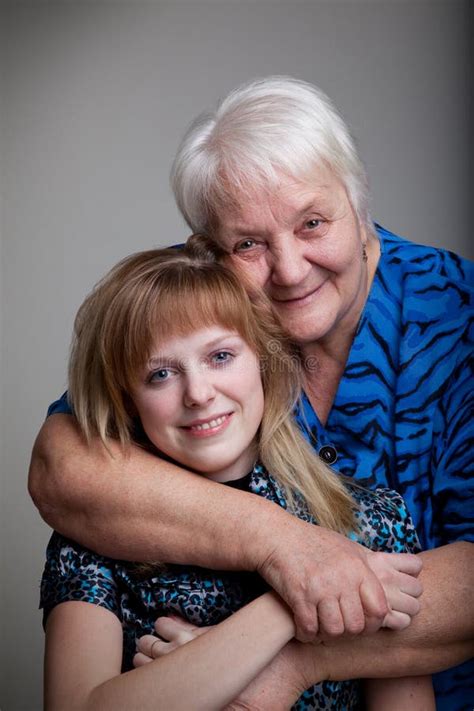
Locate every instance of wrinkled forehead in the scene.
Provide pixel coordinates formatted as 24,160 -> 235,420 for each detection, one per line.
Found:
213,167 -> 344,237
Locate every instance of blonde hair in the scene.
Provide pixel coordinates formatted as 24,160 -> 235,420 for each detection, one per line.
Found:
69,236 -> 355,534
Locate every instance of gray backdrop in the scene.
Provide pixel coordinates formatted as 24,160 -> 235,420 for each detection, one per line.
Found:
1,1 -> 471,709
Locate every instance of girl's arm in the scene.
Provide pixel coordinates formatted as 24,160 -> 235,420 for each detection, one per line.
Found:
44,592 -> 294,711
135,621 -> 437,710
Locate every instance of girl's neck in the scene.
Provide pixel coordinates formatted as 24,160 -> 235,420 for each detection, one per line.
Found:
200,443 -> 258,484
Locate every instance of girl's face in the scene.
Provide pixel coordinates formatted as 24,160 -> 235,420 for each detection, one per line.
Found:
131,325 -> 265,482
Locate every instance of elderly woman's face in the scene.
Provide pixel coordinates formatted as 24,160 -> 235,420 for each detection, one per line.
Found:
214,168 -> 370,348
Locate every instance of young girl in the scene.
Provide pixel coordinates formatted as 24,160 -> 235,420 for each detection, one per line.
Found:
41,236 -> 434,710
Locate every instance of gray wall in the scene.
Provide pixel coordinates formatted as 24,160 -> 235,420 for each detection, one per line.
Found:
1,1 -> 471,709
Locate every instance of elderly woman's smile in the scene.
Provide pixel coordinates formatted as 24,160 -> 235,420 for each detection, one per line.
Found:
215,168 -> 374,347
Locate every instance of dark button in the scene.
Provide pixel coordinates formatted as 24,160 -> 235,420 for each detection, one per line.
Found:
318,445 -> 338,464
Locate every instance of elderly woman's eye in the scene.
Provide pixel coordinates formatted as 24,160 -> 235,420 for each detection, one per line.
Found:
235,239 -> 257,251
305,218 -> 322,229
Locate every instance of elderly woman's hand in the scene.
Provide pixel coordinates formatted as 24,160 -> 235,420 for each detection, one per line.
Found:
255,518 -> 423,641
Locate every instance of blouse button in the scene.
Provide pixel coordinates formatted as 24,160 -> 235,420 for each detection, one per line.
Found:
318,445 -> 338,465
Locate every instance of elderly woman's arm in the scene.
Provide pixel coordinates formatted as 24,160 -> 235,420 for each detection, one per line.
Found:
235,543 -> 474,709
141,544 -> 471,710
29,414 -> 421,640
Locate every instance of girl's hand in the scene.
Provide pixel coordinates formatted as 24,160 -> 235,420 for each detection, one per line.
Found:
366,552 -> 423,631
134,615 -> 318,710
134,615 -> 210,666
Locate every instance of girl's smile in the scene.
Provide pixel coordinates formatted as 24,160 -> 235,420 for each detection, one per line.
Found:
131,326 -> 264,482
181,412 -> 234,437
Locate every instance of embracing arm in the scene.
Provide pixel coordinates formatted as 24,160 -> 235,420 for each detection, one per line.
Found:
29,414 -> 265,568
44,592 -> 294,711
141,544 -> 469,710
236,542 -> 474,709
30,414 -> 422,639
321,542 -> 474,677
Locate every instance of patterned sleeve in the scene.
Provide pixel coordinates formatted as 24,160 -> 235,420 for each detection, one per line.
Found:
40,531 -> 121,626
350,487 -> 422,554
431,356 -> 474,545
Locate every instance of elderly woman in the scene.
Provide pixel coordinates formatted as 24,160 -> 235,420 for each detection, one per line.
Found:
30,77 -> 473,709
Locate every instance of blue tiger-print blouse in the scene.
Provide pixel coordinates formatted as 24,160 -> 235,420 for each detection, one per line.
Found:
41,464 -> 420,711
294,225 -> 474,709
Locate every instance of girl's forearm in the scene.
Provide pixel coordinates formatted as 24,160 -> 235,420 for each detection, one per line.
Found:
86,593 -> 295,711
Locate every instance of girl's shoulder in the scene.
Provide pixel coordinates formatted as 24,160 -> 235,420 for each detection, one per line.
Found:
40,531 -> 121,625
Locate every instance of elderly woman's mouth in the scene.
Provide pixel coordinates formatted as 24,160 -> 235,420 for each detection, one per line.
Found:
271,283 -> 326,307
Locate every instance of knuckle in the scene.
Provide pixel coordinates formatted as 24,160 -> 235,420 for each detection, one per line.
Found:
137,634 -> 155,652
322,621 -> 345,638
412,580 -> 423,596
295,614 -> 318,641
301,618 -> 318,637
347,617 -> 365,635
154,618 -> 168,634
385,612 -> 411,631
132,653 -> 141,667
364,616 -> 383,634
296,630 -> 313,643
374,594 -> 389,617
407,598 -> 421,616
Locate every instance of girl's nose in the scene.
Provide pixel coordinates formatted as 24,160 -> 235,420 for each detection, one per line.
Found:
183,371 -> 216,409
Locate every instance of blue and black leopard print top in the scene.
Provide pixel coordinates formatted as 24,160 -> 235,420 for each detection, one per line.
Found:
41,464 -> 420,711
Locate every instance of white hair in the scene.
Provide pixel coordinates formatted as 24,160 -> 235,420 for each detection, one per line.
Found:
171,76 -> 372,233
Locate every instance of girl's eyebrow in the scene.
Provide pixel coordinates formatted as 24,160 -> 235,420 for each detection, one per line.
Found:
148,334 -> 242,367
147,355 -> 179,369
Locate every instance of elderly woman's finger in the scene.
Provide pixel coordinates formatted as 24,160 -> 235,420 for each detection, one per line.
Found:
317,598 -> 345,637
339,592 -> 366,636
293,600 -> 319,642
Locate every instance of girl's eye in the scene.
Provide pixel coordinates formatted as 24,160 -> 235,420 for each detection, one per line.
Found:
212,351 -> 234,365
149,368 -> 172,384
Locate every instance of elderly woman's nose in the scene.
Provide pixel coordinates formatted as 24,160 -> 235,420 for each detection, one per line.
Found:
269,243 -> 310,286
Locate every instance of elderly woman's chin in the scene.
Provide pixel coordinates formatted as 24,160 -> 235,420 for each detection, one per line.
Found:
272,271 -> 368,347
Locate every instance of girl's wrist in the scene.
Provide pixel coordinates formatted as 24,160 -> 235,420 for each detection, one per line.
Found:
263,590 -> 296,639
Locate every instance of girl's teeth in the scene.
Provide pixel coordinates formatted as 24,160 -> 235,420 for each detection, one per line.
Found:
192,416 -> 226,431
